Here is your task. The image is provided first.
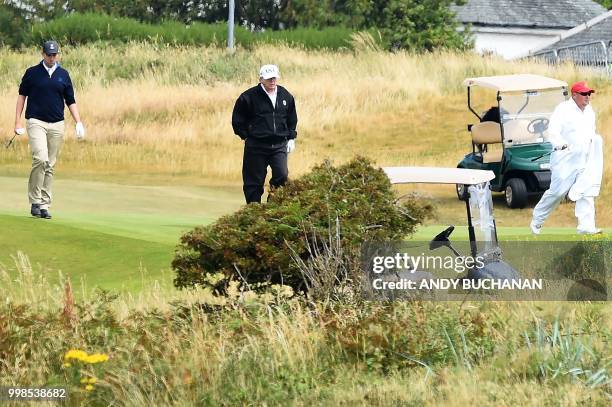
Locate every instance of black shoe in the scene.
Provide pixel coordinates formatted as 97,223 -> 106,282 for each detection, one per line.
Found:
31,204 -> 41,217
40,209 -> 52,219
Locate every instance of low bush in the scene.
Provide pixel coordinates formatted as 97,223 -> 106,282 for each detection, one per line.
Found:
27,13 -> 374,50
257,26 -> 376,50
172,158 -> 433,292
30,13 -> 251,48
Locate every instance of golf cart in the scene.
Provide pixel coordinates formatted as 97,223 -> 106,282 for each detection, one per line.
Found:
383,166 -> 519,281
457,74 -> 568,208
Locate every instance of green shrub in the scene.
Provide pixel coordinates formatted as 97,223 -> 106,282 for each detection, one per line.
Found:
0,3 -> 29,48
30,13 -> 252,48
257,26 -> 376,50
172,157 -> 433,292
26,13 -> 377,50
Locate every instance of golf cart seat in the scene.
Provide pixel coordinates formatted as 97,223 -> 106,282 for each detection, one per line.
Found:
503,119 -> 539,145
471,121 -> 502,163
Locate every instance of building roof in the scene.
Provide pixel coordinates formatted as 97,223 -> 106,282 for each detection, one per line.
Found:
536,11 -> 612,51
452,0 -> 607,30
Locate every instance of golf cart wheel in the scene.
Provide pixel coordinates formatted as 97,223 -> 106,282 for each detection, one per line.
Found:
505,178 -> 528,209
456,184 -> 469,201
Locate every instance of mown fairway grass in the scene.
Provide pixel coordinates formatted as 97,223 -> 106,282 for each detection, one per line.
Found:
0,213 -> 173,292
0,172 -> 607,293
0,176 -> 243,292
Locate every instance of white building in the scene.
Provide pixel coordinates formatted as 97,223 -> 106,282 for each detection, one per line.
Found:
452,0 -> 607,59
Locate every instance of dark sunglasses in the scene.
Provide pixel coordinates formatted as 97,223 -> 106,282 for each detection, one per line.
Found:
578,91 -> 592,96
45,53 -> 58,57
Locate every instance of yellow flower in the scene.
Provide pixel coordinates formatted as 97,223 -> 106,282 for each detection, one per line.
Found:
62,363 -> 72,368
88,377 -> 97,384
85,385 -> 94,391
64,349 -> 88,361
64,349 -> 109,364
84,354 -> 109,364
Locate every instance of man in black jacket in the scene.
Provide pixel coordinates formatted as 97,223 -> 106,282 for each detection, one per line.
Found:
232,64 -> 298,203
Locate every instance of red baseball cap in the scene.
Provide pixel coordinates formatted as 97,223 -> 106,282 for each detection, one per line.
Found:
571,81 -> 595,94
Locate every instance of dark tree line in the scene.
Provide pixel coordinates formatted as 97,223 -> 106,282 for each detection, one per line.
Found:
594,0 -> 612,9
5,0 -> 274,27
2,0 -> 469,51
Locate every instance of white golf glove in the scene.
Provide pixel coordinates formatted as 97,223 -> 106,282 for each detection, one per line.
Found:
14,128 -> 25,136
75,122 -> 85,140
287,139 -> 296,153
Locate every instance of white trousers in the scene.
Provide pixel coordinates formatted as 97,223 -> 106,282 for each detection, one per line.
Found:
532,170 -> 596,232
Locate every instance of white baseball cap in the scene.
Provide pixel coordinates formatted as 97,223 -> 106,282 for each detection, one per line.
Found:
259,64 -> 280,79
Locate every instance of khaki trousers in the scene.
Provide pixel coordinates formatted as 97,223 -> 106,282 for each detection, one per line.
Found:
26,118 -> 64,210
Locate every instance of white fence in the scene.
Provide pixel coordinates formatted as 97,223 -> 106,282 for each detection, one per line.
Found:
531,41 -> 611,75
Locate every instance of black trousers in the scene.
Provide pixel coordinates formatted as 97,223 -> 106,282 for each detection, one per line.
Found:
242,138 -> 288,203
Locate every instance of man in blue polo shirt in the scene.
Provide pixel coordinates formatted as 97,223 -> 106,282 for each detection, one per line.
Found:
14,40 -> 85,219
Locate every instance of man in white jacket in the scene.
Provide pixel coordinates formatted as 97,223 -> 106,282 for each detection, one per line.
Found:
530,81 -> 603,235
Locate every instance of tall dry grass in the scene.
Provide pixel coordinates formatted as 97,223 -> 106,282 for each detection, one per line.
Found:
0,43 -> 610,222
0,254 -> 610,405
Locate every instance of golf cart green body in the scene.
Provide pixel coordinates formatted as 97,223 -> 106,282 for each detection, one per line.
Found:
456,74 -> 569,208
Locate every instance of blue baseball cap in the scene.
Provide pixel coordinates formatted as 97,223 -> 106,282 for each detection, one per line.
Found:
42,40 -> 59,55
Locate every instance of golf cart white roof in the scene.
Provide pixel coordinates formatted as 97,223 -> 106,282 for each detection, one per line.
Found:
383,167 -> 495,185
463,74 -> 567,92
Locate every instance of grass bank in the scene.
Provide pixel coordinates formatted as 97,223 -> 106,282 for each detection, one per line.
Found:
0,263 -> 609,405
